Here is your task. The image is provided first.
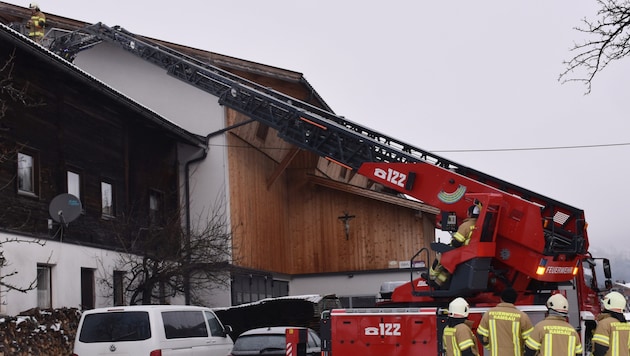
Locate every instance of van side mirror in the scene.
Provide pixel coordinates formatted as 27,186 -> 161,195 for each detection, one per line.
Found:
223,325 -> 233,337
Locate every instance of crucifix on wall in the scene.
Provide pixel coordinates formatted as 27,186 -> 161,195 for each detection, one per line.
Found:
338,211 -> 356,240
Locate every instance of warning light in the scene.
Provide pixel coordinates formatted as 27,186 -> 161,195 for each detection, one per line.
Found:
536,266 -> 546,275
573,267 -> 579,275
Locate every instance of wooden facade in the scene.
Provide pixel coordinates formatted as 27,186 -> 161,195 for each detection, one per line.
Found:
0,28 -> 204,249
226,110 -> 438,275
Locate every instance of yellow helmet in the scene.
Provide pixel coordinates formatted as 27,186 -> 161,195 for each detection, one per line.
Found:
448,297 -> 470,318
546,293 -> 569,314
602,291 -> 626,312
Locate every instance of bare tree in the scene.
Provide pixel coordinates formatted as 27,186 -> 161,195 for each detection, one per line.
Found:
560,0 -> 630,93
98,198 -> 235,306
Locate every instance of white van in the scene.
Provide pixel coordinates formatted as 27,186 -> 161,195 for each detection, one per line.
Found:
72,305 -> 234,356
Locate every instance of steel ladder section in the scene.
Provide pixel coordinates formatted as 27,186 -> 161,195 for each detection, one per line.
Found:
53,23 -> 587,255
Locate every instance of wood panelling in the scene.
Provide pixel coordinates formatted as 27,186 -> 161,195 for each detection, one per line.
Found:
227,109 -> 436,275
0,38 -> 188,248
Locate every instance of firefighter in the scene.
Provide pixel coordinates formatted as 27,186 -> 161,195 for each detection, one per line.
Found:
592,291 -> 630,356
477,287 -> 534,356
523,293 -> 582,355
26,3 -> 46,43
426,204 -> 480,289
443,297 -> 479,356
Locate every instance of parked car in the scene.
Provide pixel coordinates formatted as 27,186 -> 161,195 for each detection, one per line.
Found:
72,305 -> 233,356
229,326 -> 320,356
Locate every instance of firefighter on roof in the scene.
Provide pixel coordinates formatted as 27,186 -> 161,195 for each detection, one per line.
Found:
26,3 -> 46,43
477,287 -> 534,356
524,293 -> 583,356
591,291 -> 630,356
443,297 -> 479,356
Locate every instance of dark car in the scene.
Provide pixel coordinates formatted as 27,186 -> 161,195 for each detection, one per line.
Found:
229,326 -> 321,356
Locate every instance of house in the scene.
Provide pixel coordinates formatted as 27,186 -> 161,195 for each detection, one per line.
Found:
0,2 -> 438,314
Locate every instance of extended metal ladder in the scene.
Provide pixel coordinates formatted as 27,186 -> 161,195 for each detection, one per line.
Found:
49,23 -> 587,254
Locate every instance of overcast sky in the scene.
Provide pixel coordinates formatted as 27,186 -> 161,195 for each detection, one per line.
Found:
7,1 -> 628,253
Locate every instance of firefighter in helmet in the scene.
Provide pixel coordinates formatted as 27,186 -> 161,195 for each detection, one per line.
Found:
426,204 -> 480,288
524,293 -> 583,356
443,297 -> 479,356
26,3 -> 46,43
592,291 -> 630,356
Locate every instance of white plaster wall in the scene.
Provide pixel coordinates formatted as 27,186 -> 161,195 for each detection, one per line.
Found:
289,270 -> 420,298
0,232 -> 129,315
73,43 -> 225,135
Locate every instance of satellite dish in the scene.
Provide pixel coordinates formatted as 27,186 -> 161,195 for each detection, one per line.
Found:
49,193 -> 82,225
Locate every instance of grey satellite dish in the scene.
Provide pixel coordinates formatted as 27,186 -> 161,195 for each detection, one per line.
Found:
49,193 -> 82,225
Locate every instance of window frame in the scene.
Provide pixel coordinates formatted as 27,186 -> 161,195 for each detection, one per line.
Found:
17,150 -> 39,197
36,264 -> 52,309
66,169 -> 82,201
149,189 -> 164,226
113,270 -> 125,306
101,180 -> 115,218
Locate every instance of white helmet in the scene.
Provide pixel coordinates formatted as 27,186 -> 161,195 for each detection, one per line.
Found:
602,291 -> 626,312
546,294 -> 569,314
448,297 -> 470,318
29,3 -> 39,10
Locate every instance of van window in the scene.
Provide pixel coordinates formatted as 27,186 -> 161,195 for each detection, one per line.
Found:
204,310 -> 224,336
79,311 -> 151,342
162,311 -> 208,339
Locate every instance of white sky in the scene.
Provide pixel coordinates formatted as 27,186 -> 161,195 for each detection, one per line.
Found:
7,1 -> 629,253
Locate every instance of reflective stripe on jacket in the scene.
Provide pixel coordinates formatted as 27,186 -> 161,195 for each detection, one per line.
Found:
593,314 -> 630,356
443,323 -> 479,356
477,303 -> 534,356
525,315 -> 583,355
452,217 -> 476,245
28,12 -> 46,37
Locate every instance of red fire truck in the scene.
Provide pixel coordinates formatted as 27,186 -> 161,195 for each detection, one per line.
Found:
318,161 -> 613,355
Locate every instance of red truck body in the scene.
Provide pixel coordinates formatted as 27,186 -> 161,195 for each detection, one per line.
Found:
318,161 -> 611,356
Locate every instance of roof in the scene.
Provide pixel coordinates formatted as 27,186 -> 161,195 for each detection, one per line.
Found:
82,304 -> 214,314
0,21 -> 207,149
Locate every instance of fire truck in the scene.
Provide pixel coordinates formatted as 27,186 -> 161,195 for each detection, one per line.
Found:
49,23 -> 614,355
318,160 -> 613,355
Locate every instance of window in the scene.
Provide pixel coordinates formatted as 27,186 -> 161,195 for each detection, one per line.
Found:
18,151 -> 38,195
101,181 -> 114,217
204,311 -> 225,337
81,268 -> 95,310
37,264 -> 52,309
231,273 -> 286,305
162,311 -> 208,339
113,271 -> 125,306
149,190 -> 164,226
79,312 -> 151,342
67,170 -> 81,200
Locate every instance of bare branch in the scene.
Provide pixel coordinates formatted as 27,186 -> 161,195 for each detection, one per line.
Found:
559,0 -> 630,93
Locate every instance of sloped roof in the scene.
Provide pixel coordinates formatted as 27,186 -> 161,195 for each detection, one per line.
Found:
0,21 -> 207,149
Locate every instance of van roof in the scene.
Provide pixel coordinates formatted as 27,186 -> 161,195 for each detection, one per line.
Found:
82,304 -> 213,314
